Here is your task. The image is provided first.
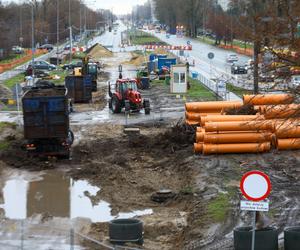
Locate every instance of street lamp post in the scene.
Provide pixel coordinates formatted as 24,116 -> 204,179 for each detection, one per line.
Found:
57,0 -> 59,66
69,0 -> 72,63
31,1 -> 35,79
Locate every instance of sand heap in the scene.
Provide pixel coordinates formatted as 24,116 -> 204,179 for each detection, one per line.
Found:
125,52 -> 147,66
87,43 -> 113,58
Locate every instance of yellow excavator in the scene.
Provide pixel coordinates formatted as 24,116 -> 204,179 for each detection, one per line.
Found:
74,55 -> 98,92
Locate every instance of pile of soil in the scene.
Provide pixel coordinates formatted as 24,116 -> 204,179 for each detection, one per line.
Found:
87,43 -> 113,58
125,52 -> 147,66
225,104 -> 258,115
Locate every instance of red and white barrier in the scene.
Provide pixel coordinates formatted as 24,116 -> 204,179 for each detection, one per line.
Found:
144,45 -> 192,51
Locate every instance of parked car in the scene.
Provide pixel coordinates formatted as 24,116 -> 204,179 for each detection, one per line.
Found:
12,46 -> 24,54
39,44 -> 54,51
28,60 -> 56,71
289,75 -> 300,89
227,54 -> 239,63
231,63 -> 248,74
62,61 -> 83,70
259,73 -> 275,82
276,66 -> 290,77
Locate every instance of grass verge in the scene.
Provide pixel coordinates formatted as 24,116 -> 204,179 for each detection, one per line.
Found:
2,73 -> 25,89
188,77 -> 216,100
226,83 -> 252,97
207,193 -> 231,222
130,30 -> 166,45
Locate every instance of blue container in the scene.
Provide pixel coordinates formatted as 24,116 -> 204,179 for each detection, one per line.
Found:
22,86 -> 69,139
157,58 -> 177,70
141,77 -> 150,89
192,71 -> 198,79
149,54 -> 157,62
157,54 -> 167,59
65,75 -> 92,103
147,61 -> 156,73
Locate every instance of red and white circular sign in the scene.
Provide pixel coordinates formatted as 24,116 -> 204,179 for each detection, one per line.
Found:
240,170 -> 271,202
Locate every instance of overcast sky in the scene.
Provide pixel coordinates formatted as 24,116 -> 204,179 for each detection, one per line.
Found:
92,0 -> 148,15
2,0 -> 148,15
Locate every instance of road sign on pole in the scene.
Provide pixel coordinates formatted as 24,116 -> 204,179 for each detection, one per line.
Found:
240,170 -> 271,250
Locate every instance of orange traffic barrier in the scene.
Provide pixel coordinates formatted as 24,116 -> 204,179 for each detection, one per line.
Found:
203,132 -> 272,144
202,142 -> 271,155
277,138 -> 300,150
200,115 -> 263,126
185,101 -> 242,113
204,120 -> 275,132
194,143 -> 203,153
259,104 -> 300,119
243,94 -> 294,105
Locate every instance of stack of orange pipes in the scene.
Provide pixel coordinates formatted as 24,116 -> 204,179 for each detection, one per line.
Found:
185,93 -> 300,154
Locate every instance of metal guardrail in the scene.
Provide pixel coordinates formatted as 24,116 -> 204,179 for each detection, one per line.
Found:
0,221 -> 142,250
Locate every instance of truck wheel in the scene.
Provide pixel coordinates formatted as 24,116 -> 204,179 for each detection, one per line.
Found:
68,130 -> 74,145
125,100 -> 130,113
112,96 -> 121,113
144,99 -> 150,115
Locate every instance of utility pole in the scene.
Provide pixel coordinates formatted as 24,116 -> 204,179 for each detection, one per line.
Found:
84,3 -> 87,49
69,0 -> 72,63
31,1 -> 35,79
56,0 -> 59,66
79,0 -> 82,41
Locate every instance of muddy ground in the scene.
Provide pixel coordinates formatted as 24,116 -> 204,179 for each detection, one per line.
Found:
0,50 -> 300,250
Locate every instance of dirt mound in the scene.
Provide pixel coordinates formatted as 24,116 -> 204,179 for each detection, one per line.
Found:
154,48 -> 169,55
225,104 -> 258,115
125,52 -> 147,66
87,43 -> 113,58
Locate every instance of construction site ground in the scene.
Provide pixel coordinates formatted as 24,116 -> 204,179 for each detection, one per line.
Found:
0,49 -> 299,250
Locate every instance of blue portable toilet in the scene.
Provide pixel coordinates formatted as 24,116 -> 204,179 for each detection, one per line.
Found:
191,71 -> 198,79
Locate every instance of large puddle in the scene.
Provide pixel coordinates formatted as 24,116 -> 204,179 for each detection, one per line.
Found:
0,169 -> 152,222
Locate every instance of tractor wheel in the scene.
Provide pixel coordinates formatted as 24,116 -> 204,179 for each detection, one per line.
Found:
111,96 -> 121,113
144,99 -> 150,115
125,100 -> 130,113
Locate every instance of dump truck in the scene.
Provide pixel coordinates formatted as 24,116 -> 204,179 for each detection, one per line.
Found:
22,82 -> 73,158
65,75 -> 92,103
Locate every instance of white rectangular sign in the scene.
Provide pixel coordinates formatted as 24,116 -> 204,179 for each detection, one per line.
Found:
240,200 -> 269,212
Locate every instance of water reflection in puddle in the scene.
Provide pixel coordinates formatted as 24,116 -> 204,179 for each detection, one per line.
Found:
0,170 -> 152,222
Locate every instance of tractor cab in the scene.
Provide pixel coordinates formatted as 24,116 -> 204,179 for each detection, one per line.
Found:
108,78 -> 150,115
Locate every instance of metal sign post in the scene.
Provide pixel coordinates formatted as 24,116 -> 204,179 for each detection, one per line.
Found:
207,52 -> 214,80
240,170 -> 271,250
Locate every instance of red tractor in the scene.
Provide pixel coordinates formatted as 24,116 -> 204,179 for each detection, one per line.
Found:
108,78 -> 150,114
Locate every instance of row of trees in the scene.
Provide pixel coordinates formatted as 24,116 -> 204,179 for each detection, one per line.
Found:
152,0 -> 300,93
0,0 -> 109,58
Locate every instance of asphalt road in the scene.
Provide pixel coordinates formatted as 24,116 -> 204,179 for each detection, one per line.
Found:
147,30 -> 251,77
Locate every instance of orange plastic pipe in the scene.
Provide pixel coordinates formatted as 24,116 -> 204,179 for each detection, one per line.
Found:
203,132 -> 272,144
243,94 -> 294,105
197,127 -> 205,132
194,143 -> 203,153
186,112 -> 220,121
196,132 -> 205,142
259,104 -> 300,119
277,138 -> 300,150
204,120 -> 275,132
203,142 -> 271,155
200,115 -> 263,126
276,126 -> 300,138
185,101 -> 243,112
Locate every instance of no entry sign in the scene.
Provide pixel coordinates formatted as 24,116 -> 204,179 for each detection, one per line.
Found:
240,170 -> 271,202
